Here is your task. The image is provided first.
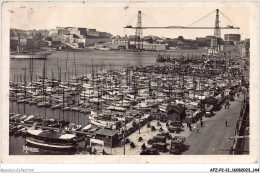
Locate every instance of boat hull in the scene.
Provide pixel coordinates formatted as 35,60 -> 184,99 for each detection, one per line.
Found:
10,53 -> 50,59
26,138 -> 76,149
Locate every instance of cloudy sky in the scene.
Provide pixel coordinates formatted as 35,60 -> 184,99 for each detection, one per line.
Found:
5,1 -> 254,39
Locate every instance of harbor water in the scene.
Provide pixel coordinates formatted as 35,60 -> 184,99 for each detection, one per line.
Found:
10,50 -> 207,82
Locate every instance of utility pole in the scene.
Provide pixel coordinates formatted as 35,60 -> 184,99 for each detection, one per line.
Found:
139,103 -> 141,134
123,121 -> 126,155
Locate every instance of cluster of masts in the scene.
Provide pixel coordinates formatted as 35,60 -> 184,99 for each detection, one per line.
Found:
9,53 -> 242,133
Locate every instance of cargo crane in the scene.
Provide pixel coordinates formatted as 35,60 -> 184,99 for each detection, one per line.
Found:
124,9 -> 240,53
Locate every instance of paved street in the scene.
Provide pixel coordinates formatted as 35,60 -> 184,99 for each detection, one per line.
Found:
183,94 -> 244,155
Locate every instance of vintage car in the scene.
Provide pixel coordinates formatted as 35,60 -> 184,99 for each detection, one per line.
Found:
169,136 -> 186,155
168,121 -> 184,128
167,126 -> 181,133
152,142 -> 168,152
140,148 -> 160,155
148,135 -> 167,145
157,132 -> 171,139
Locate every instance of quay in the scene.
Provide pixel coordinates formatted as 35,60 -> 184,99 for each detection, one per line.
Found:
183,92 -> 248,154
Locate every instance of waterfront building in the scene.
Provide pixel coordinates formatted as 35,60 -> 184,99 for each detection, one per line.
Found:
52,34 -> 86,48
224,34 -> 241,43
10,36 -> 47,51
58,29 -> 71,35
220,43 -> 237,57
166,105 -> 186,122
128,35 -> 137,50
237,39 -> 250,58
68,28 -> 81,37
95,129 -> 119,147
95,42 -> 109,49
78,28 -> 87,36
86,29 -> 100,37
48,29 -> 59,36
85,37 -> 112,47
10,37 -> 19,50
47,27 -> 113,47
142,42 -> 166,51
111,36 -> 128,49
99,32 -> 112,38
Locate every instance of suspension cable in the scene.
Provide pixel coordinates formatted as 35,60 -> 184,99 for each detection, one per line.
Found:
186,10 -> 216,27
127,14 -> 138,26
219,10 -> 238,27
142,12 -> 164,27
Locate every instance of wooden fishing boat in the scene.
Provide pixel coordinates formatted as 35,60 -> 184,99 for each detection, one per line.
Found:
26,129 -> 77,149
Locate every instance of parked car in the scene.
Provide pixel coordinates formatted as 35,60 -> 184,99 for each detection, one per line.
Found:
157,132 -> 171,139
168,121 -> 184,128
167,126 -> 181,133
170,136 -> 186,155
152,142 -> 168,152
140,148 -> 160,155
148,135 -> 166,145
205,109 -> 214,117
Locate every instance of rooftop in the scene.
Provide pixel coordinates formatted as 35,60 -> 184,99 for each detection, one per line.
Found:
95,129 -> 119,137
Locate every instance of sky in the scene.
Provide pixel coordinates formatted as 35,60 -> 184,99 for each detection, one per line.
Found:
5,1 -> 253,40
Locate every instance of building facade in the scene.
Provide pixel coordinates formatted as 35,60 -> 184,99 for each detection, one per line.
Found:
224,34 -> 241,42
237,39 -> 250,58
111,36 -> 128,49
142,42 -> 166,51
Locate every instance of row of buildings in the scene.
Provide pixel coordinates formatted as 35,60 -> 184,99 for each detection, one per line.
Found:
99,34 -> 249,56
10,28 -> 249,58
10,27 -> 113,51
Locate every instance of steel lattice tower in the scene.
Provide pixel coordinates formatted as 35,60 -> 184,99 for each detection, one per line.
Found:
135,11 -> 143,51
213,9 -> 221,53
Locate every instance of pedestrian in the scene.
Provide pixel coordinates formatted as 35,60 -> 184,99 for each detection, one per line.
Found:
225,121 -> 228,127
93,148 -> 97,155
89,146 -> 92,154
84,137 -> 88,149
76,145 -> 79,154
201,121 -> 203,127
230,146 -> 233,155
189,125 -> 192,131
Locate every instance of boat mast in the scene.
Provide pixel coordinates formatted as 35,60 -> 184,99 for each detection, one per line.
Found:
43,60 -> 46,119
65,50 -> 68,82
62,87 -> 65,120
16,74 -> 20,114
74,51 -> 76,78
23,68 -> 26,115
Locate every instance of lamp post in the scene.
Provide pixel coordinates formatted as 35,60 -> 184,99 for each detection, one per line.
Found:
123,125 -> 126,155
139,103 -> 141,134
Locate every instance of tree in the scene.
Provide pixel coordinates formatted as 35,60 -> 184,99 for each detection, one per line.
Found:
178,36 -> 184,41
147,37 -> 153,44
